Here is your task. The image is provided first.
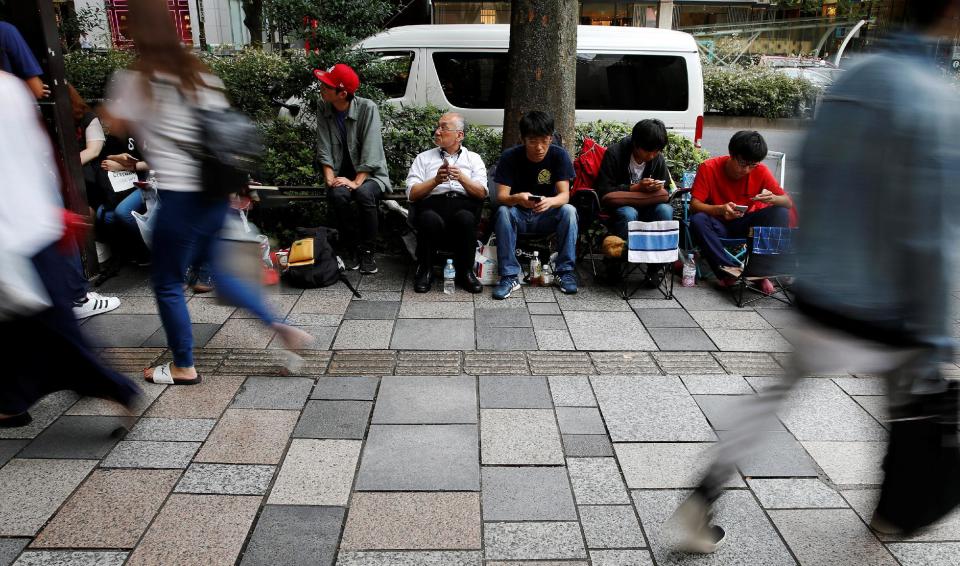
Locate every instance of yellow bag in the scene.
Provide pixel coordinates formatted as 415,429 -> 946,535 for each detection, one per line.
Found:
288,238 -> 316,267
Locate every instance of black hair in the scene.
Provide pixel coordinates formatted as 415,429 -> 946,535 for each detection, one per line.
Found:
631,119 -> 668,152
728,130 -> 768,163
905,0 -> 955,29
519,111 -> 554,139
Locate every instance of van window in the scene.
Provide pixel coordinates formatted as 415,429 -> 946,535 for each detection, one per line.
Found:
433,51 -> 688,111
576,53 -> 688,111
369,51 -> 415,99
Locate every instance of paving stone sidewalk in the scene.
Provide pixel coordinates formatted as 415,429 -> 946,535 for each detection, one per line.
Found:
3,258 -> 960,565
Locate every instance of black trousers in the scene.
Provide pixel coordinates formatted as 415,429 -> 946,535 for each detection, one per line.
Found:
413,193 -> 481,274
327,180 -> 381,250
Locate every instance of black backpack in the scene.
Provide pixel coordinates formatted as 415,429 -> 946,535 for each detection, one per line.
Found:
283,227 -> 361,297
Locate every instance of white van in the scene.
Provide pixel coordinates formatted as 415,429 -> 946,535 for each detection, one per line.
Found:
359,24 -> 705,146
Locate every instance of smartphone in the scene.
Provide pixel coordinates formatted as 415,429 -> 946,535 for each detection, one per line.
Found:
528,195 -> 543,203
734,205 -> 748,214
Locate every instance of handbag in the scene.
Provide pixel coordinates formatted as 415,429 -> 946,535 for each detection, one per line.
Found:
474,235 -> 499,285
601,188 -> 669,209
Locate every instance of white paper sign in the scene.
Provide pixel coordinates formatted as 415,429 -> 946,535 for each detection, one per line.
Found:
108,170 -> 137,193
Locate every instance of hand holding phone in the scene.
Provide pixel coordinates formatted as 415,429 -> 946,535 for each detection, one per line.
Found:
528,195 -> 543,203
734,205 -> 748,214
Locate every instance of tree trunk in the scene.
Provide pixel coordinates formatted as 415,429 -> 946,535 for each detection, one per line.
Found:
242,0 -> 263,48
502,0 -> 578,154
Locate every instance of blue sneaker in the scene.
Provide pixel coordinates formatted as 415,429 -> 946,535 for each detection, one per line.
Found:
492,275 -> 521,300
556,271 -> 578,294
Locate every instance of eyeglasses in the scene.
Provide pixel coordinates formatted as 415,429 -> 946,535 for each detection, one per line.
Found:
735,157 -> 760,169
434,126 -> 462,133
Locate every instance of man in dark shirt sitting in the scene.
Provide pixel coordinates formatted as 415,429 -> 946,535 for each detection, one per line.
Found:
492,111 -> 578,299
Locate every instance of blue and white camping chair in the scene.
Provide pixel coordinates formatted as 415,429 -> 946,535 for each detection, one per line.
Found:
622,219 -> 680,300
718,226 -> 797,307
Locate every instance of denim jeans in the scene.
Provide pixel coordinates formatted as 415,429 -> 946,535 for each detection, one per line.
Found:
494,204 -> 578,277
612,203 -> 674,239
151,190 -> 275,368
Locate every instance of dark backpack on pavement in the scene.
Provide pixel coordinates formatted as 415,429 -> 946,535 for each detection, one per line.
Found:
283,227 -> 361,297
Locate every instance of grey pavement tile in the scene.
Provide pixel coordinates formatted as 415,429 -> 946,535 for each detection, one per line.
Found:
232,376 -> 314,410
403,286 -> 474,303
562,434 -> 613,457
105,295 -> 158,315
66,381 -> 166,418
628,298 -> 683,310
528,302 -> 562,315
0,392 -> 79,440
556,288 -> 631,312
0,458 -> 97,536
529,352 -> 594,375
0,440 -> 28,468
479,376 -> 552,409
653,351 -> 724,374
395,351 -> 462,375
748,377 -> 889,441
473,294 -> 526,310
283,313 -> 343,326
549,376 -> 597,407
341,492 -> 481,550
352,291 -> 402,301
591,376 -> 715,442
206,319 -> 276,348
268,439 -> 361,505
240,505 -> 344,566
481,467 -> 577,521
844,489 -> 960,542
483,522 -> 587,561
19,416 -> 125,459
231,294 -> 299,319
343,300 -> 400,320
888,543 -> 960,566
186,297 -> 236,323
579,505 -> 646,549
335,551 -> 482,565
523,286 -> 558,303
312,376 -> 380,401
480,409 -> 564,465
567,458 -> 630,505
589,550 -> 654,566
267,325 -> 336,350
0,539 -> 28,566
634,308 -> 698,328
477,327 -> 538,351
694,395 -> 786,431
555,407 -> 606,435
142,323 -> 220,348
689,310 -> 773,330
126,418 -> 216,442
80,314 -> 162,347
373,376 -> 477,424
476,308 -> 532,328
564,312 -> 656,351
715,352 -> 786,376
100,441 -> 201,469
291,289 -> 353,315
802,441 -> 886,485
398,301 -> 474,319
832,377 -> 887,396
534,329 -> 576,350
390,319 -> 475,350
358,263 -> 408,292
718,430 -> 818,477
194,409 -> 298,465
175,464 -> 275,495
854,396 -> 890,429
671,284 -> 743,311
463,351 -> 529,375
12,552 -> 128,566
355,425 -> 479,491
768,509 -> 898,566
705,329 -> 792,352
294,400 -> 372,439
755,308 -> 802,329
531,315 -> 567,330
615,443 -> 743,489
334,320 -> 395,350
649,327 -> 717,351
681,374 -> 754,394
633,489 -> 795,566
747,478 -> 848,509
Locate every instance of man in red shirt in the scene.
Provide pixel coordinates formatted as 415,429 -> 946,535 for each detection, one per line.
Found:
690,131 -> 793,289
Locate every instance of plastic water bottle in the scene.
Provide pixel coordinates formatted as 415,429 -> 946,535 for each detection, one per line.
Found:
443,259 -> 456,295
682,253 -> 696,287
529,251 -> 542,286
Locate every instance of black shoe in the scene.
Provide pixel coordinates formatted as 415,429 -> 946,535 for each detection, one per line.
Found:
340,251 -> 359,271
359,250 -> 378,274
0,412 -> 32,429
414,265 -> 433,293
643,265 -> 665,289
456,271 -> 483,294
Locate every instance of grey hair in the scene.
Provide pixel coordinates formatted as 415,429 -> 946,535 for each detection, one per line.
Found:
443,112 -> 466,132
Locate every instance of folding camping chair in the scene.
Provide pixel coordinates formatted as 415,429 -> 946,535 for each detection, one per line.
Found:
718,226 -> 797,307
620,220 -> 679,300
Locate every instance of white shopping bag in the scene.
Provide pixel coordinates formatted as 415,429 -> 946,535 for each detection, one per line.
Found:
474,236 -> 499,285
131,185 -> 160,250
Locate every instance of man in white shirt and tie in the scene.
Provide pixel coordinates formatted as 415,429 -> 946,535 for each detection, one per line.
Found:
406,112 -> 488,293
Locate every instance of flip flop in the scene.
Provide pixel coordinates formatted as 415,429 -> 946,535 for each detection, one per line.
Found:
145,362 -> 202,385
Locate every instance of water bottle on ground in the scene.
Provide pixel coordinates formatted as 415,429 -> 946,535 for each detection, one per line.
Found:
443,259 -> 456,294
529,251 -> 543,286
682,253 -> 696,287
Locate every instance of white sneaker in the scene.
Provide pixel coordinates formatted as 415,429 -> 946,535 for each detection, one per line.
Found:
73,292 -> 121,319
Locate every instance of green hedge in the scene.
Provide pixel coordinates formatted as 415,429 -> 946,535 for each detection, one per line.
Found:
704,64 -> 821,119
202,50 -> 313,120
64,50 -> 136,100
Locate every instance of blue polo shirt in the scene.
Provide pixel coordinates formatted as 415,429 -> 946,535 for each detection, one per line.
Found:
0,21 -> 43,79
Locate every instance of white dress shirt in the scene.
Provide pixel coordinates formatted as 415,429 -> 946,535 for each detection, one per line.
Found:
405,145 -> 488,199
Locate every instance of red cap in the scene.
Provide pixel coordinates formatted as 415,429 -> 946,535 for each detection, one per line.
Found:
313,64 -> 360,94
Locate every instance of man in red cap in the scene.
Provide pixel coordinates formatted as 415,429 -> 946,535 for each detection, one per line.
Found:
314,63 -> 391,274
